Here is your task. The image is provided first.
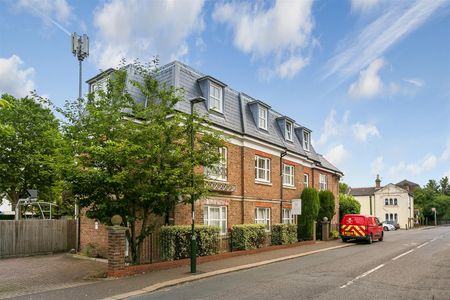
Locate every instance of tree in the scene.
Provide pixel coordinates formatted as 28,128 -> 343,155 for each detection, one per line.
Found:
298,187 -> 320,240
339,182 -> 349,194
414,177 -> 450,223
339,194 -> 361,221
0,94 -> 63,210
439,176 -> 450,196
61,61 -> 225,264
318,190 -> 336,222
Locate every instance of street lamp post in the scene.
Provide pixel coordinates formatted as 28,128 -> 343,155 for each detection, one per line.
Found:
189,96 -> 206,274
71,32 -> 89,252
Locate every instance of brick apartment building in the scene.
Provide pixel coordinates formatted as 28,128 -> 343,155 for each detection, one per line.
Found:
80,61 -> 343,257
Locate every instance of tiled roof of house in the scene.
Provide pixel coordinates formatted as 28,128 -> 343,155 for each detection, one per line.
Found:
350,187 -> 377,196
86,61 -> 343,175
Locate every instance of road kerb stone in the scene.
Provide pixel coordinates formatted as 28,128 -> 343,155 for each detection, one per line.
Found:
101,243 -> 354,300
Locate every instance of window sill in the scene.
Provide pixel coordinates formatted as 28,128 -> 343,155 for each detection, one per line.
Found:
255,180 -> 272,186
283,185 -> 296,190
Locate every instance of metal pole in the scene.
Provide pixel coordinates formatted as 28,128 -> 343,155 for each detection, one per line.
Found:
190,101 -> 197,273
434,210 -> 437,226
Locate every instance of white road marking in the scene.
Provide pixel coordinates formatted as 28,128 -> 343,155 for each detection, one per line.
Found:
392,249 -> 414,261
340,264 -> 385,289
416,242 -> 429,249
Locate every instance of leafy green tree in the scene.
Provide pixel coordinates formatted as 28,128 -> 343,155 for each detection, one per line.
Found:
439,176 -> 450,196
415,177 -> 450,223
0,94 -> 63,210
339,194 -> 361,221
339,182 -> 349,194
318,190 -> 336,222
60,61 -> 225,263
298,187 -> 320,240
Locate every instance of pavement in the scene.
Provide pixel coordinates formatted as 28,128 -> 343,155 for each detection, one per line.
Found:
0,254 -> 106,299
4,238 -> 354,300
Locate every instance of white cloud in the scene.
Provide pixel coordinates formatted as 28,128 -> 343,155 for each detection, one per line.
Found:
0,55 -> 35,98
440,142 -> 450,161
213,0 -> 314,80
351,0 -> 381,13
16,0 -> 72,23
92,0 -> 205,69
389,154 -> 438,177
403,78 -> 424,87
325,1 -> 448,81
324,144 -> 347,166
317,110 -> 341,146
348,58 -> 384,98
352,122 -> 380,142
371,156 -> 385,175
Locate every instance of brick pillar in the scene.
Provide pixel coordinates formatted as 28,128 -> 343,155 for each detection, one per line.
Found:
107,225 -> 127,277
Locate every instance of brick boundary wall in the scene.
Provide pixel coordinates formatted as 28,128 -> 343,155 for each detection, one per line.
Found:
107,240 -> 317,278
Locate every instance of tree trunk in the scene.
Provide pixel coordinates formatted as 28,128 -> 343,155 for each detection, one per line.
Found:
7,191 -> 19,212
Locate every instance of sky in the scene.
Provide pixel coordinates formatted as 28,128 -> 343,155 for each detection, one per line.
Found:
0,0 -> 449,188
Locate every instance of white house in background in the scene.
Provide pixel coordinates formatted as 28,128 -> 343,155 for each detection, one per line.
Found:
349,175 -> 417,229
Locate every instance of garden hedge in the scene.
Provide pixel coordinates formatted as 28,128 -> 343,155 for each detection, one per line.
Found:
159,225 -> 220,261
271,224 -> 297,245
231,224 -> 266,251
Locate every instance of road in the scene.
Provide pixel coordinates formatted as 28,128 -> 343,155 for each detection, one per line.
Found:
132,227 -> 450,300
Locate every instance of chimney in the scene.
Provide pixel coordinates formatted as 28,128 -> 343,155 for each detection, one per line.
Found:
375,174 -> 381,188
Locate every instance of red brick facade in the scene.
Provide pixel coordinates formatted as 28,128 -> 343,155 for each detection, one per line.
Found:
79,141 -> 341,257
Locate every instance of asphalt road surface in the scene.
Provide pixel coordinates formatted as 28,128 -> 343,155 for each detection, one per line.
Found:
132,227 -> 450,300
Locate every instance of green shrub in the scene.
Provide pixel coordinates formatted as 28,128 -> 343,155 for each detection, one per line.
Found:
271,224 -> 297,245
330,229 -> 339,239
231,224 -> 266,251
298,187 -> 320,240
339,194 -> 361,222
160,225 -> 220,261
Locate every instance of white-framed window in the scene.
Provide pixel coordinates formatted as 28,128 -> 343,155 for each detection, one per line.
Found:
385,198 -> 388,205
283,164 -> 294,187
209,83 -> 223,113
205,147 -> 227,181
389,198 -> 393,205
385,213 -> 389,221
258,106 -> 268,130
303,131 -> 310,151
304,174 -> 309,188
319,174 -> 327,191
255,207 -> 271,231
282,208 -> 295,224
394,198 -> 398,205
394,213 -> 398,221
91,77 -> 108,93
255,156 -> 271,182
203,205 -> 227,235
285,121 -> 293,141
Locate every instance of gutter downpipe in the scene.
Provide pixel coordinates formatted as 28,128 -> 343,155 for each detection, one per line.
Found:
280,149 -> 287,223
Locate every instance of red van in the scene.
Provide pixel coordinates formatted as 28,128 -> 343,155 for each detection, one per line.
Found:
340,214 -> 384,244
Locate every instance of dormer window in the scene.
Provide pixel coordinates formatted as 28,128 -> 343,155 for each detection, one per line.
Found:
258,106 -> 268,130
209,83 -> 223,113
303,131 -> 310,151
285,121 -> 293,141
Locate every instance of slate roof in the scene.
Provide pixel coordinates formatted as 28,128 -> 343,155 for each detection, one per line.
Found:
350,187 -> 377,197
86,61 -> 343,176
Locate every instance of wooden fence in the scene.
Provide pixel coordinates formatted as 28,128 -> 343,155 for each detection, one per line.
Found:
139,228 -> 160,263
0,219 -> 76,258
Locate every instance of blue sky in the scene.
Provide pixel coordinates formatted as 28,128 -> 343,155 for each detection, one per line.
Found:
1,0 -> 449,188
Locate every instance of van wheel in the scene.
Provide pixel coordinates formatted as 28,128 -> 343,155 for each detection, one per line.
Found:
379,233 -> 384,242
367,234 -> 373,244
